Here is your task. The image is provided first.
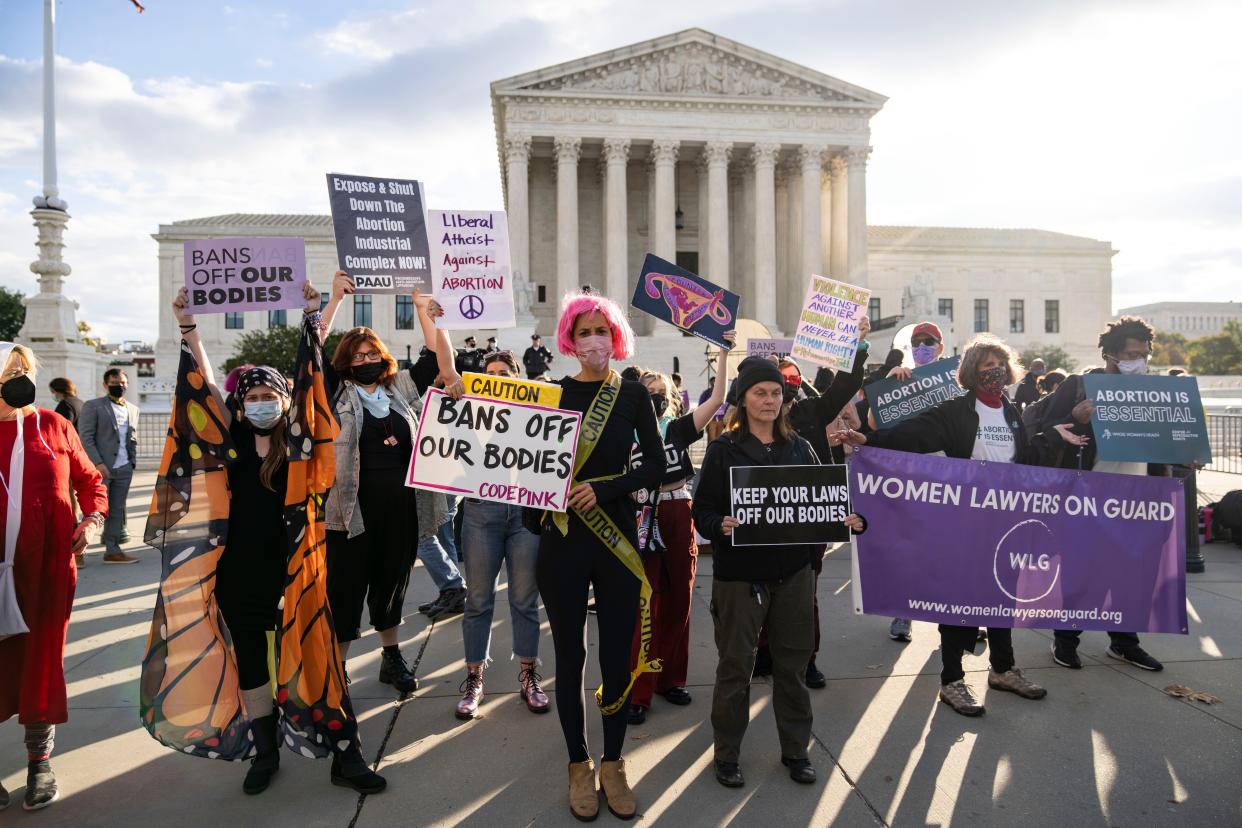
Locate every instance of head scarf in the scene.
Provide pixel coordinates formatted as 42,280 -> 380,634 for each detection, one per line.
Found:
233,365 -> 291,403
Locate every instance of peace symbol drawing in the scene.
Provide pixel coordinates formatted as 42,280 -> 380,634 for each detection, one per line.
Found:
459,294 -> 485,320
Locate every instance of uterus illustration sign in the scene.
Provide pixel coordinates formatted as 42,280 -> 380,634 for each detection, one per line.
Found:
631,254 -> 740,348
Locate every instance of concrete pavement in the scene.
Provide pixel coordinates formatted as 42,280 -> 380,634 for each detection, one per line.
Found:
2,469 -> 1240,827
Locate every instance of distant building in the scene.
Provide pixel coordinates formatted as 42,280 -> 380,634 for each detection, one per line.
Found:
1117,301 -> 1242,338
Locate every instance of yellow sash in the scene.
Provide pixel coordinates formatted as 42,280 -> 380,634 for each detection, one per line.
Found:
550,371 -> 661,715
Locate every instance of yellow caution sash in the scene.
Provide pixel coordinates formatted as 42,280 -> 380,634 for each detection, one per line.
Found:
550,371 -> 661,715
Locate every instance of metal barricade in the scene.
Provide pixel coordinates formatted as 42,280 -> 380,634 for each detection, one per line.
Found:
1206,412 -> 1241,474
137,410 -> 171,461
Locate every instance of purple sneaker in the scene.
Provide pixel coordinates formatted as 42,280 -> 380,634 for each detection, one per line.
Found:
456,669 -> 484,720
519,664 -> 550,714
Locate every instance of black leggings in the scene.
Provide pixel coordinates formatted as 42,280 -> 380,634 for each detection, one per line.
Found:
537,521 -> 640,764
939,625 -> 1014,685
232,628 -> 271,690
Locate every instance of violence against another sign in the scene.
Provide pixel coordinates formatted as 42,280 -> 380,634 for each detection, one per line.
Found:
790,275 -> 871,371
630,253 -> 739,348
729,465 -> 851,546
326,172 -> 431,294
406,388 -> 581,511
183,237 -> 307,314
865,356 -> 965,429
462,372 -> 562,408
427,210 -> 514,329
746,338 -> 795,359
1083,374 -> 1212,466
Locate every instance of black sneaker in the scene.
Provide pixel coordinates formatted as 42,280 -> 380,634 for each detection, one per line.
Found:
417,593 -> 443,615
331,747 -> 387,794
714,760 -> 744,788
379,648 -> 418,693
1107,645 -> 1163,672
804,660 -> 826,689
627,704 -> 647,725
752,650 -> 773,678
781,757 -> 816,784
23,761 -> 58,811
426,587 -> 467,621
1051,641 -> 1082,669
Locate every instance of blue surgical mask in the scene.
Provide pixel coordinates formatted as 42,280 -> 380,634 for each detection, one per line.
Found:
912,344 -> 938,367
245,400 -> 283,430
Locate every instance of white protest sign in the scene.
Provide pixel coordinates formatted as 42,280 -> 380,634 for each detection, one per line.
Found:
791,275 -> 871,371
405,388 -> 581,511
427,210 -> 514,330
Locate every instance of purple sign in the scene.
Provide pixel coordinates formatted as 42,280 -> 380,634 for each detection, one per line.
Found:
850,447 -> 1187,633
184,237 -> 307,314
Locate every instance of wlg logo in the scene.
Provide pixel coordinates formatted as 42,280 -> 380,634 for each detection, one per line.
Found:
992,519 -> 1061,603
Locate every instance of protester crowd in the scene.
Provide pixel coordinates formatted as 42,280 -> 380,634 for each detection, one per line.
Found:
0,269 -> 1196,818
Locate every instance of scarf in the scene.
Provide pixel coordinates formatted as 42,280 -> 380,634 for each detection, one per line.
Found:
355,383 -> 391,419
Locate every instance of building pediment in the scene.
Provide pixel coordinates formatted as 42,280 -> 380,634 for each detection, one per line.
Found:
492,28 -> 885,110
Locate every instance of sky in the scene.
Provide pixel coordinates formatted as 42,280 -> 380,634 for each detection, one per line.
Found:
0,0 -> 1239,343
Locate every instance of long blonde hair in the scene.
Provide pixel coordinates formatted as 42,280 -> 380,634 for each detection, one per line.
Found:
1,345 -> 38,414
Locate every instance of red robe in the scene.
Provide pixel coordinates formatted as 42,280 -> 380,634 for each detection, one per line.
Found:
0,409 -> 107,725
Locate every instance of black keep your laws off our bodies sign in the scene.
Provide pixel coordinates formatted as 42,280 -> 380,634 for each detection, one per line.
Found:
327,172 -> 432,293
729,465 -> 852,546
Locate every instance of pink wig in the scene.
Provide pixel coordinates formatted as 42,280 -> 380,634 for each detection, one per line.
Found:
223,363 -> 255,394
556,291 -> 636,360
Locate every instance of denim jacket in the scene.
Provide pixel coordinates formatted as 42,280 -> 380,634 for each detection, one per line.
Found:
324,371 -> 447,540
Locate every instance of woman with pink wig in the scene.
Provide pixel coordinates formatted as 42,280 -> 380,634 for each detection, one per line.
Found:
535,291 -> 664,821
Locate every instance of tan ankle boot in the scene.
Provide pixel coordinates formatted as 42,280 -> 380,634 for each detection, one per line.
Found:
567,760 -> 598,821
599,758 -> 636,820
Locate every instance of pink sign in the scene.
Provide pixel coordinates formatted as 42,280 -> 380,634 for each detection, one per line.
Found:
184,237 -> 307,314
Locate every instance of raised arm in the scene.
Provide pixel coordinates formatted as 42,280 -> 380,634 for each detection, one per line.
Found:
319,270 -> 352,340
412,291 -> 463,396
691,330 -> 735,432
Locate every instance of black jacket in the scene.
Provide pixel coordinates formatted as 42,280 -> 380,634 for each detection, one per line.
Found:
865,391 -> 1038,465
789,344 -> 868,464
693,430 -> 823,582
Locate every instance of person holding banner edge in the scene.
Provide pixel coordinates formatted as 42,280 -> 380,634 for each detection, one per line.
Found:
453,349 -> 550,720
319,271 -> 452,693
694,357 -> 867,788
831,334 -> 1048,717
626,331 -> 735,726
534,290 -> 664,821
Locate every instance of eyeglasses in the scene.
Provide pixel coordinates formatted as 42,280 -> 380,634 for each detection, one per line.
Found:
351,350 -> 383,365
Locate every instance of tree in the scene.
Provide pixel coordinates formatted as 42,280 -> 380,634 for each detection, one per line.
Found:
1018,343 -> 1077,372
1187,322 -> 1242,375
1152,331 -> 1189,366
222,326 -> 344,376
77,320 -> 103,349
0,287 -> 25,341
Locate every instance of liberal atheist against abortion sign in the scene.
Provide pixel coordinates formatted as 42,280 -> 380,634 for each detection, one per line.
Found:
326,172 -> 431,294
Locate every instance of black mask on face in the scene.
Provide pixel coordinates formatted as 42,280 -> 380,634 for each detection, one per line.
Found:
352,362 -> 385,385
649,393 -> 669,417
108,384 -> 126,399
1,374 -> 36,408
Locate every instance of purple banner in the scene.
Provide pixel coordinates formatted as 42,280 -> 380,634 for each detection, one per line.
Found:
850,447 -> 1187,633
184,237 -> 307,314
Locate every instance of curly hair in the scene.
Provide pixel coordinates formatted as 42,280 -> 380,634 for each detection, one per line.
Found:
555,291 -> 636,360
957,334 -> 1025,390
1098,316 -> 1155,357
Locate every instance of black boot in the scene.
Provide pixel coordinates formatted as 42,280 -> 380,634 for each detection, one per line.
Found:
23,760 -> 58,811
378,647 -> 418,693
243,715 -> 281,795
331,744 -> 387,794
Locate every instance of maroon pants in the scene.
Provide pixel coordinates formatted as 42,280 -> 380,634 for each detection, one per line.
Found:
630,498 -> 697,708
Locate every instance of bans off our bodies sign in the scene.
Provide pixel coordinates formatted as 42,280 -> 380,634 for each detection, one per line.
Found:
183,237 -> 307,314
406,388 -> 582,512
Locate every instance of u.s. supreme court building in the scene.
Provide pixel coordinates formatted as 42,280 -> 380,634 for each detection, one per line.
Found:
150,29 -> 1114,400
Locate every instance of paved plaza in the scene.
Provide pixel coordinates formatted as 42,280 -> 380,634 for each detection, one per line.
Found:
2,469 -> 1240,827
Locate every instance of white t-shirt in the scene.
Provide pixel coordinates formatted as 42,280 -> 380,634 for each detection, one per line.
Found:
111,400 -> 130,468
972,400 -> 1015,463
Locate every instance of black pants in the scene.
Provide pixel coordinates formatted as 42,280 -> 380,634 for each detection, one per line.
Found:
232,628 -> 271,690
326,469 -> 418,642
537,518 -> 640,764
1054,629 -> 1140,651
939,625 -> 1014,685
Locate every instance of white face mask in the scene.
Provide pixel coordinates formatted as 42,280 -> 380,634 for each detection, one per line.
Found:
1115,357 -> 1149,375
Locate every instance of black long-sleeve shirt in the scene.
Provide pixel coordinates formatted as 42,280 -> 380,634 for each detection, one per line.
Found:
556,375 -> 664,505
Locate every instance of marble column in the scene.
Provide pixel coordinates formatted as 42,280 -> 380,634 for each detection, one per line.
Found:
784,159 -> 803,327
503,135 -> 531,289
751,142 -> 779,331
651,139 -> 679,264
820,168 -> 832,274
774,162 -> 789,330
554,136 -> 581,300
799,144 -> 826,280
846,146 -> 872,287
704,141 -> 731,288
829,154 -> 848,280
601,138 -> 630,306
696,152 -> 710,268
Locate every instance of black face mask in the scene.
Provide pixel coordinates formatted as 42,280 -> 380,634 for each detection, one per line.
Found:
649,393 -> 668,417
352,362 -> 385,385
108,384 -> 126,399
1,374 -> 36,408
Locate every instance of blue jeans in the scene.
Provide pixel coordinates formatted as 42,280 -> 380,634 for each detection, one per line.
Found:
416,534 -> 463,592
439,495 -> 460,562
460,500 -> 541,665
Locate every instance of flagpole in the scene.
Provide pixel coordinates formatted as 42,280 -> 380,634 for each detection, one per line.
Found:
34,0 -> 65,211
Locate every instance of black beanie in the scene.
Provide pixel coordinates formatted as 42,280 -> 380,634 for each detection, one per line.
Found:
727,356 -> 785,406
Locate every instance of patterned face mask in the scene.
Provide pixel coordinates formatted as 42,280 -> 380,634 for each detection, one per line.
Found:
976,365 -> 1008,397
575,335 -> 613,372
